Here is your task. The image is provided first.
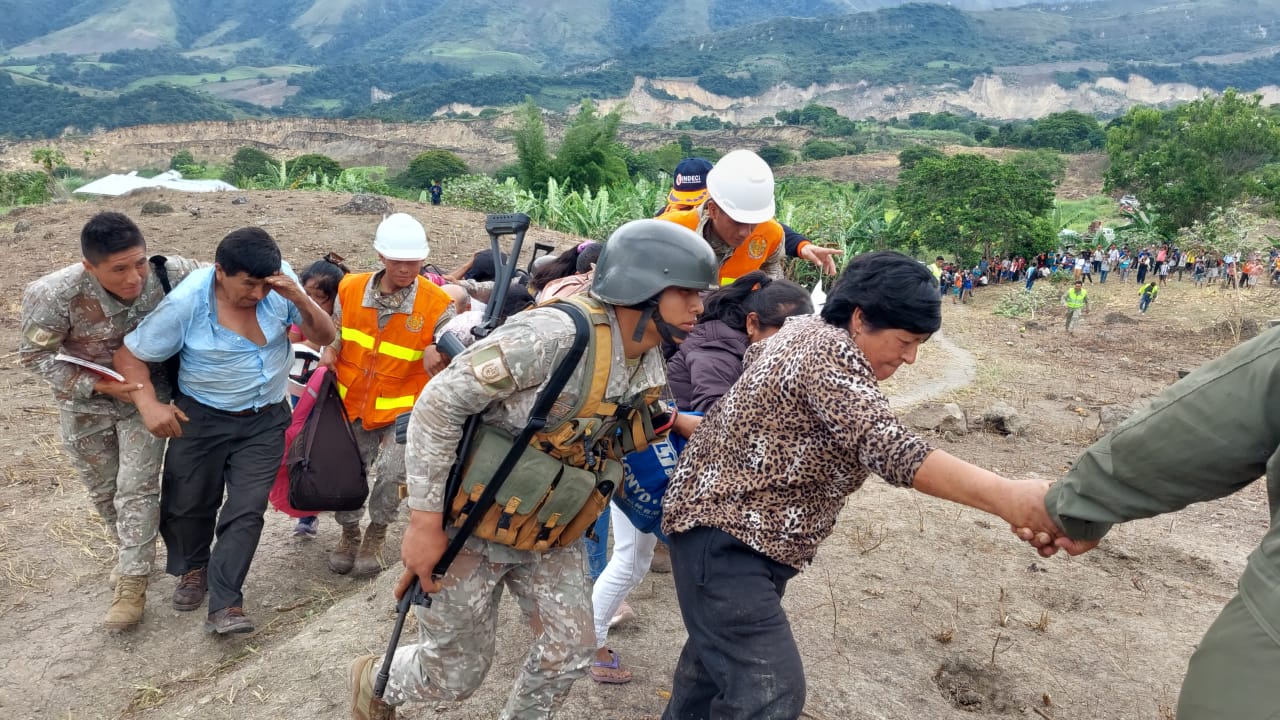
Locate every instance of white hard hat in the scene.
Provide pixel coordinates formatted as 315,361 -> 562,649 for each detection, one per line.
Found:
374,213 -> 429,261
706,149 -> 776,224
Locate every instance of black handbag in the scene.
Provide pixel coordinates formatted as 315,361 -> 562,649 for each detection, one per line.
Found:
286,370 -> 368,511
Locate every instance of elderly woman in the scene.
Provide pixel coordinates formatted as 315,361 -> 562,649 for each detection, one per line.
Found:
659,251 -> 1057,720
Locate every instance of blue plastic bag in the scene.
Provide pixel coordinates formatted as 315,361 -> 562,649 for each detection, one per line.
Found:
613,412 -> 700,541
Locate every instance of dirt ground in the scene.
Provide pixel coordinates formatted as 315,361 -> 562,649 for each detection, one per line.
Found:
0,191 -> 1275,720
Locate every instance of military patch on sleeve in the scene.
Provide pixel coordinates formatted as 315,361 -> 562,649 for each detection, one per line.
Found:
469,345 -> 514,391
24,325 -> 60,349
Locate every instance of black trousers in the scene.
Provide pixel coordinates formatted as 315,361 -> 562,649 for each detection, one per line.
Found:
159,397 -> 290,613
663,527 -> 804,720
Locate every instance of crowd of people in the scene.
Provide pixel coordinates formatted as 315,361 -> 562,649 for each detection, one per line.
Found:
19,148 -> 1276,720
929,243 -> 1280,296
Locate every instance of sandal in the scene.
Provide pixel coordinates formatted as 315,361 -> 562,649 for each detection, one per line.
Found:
590,648 -> 633,685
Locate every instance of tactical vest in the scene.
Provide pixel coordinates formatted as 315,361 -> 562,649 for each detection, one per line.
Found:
333,273 -> 452,429
450,296 -> 667,551
659,208 -> 785,286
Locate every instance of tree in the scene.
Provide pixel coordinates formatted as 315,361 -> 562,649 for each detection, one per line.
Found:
801,139 -> 846,161
222,147 -> 278,187
756,145 -> 794,167
288,153 -> 343,182
513,98 -> 553,194
1105,90 -> 1280,236
169,150 -> 195,171
396,150 -> 467,189
1006,149 -> 1067,186
31,147 -> 65,177
548,101 -> 630,193
894,153 -> 1055,265
897,144 -> 944,170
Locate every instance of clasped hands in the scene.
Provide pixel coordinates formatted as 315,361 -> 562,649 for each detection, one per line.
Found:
1004,480 -> 1099,558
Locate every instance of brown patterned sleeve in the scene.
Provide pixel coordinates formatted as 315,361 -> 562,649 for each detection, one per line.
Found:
802,347 -> 932,488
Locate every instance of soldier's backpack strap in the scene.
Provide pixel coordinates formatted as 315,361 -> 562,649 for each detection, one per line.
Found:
533,296 -> 617,465
148,255 -> 182,397
149,255 -> 172,294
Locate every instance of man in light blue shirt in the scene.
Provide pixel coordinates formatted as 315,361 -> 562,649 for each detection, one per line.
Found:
115,227 -> 335,634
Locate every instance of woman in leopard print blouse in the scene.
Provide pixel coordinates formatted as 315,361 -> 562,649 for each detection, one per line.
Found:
659,251 -> 1059,720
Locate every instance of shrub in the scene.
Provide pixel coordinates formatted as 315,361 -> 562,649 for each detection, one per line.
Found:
397,150 -> 469,190
0,170 -> 51,206
288,154 -> 343,182
169,150 -> 195,170
801,139 -> 847,161
446,175 -> 519,214
222,147 -> 278,187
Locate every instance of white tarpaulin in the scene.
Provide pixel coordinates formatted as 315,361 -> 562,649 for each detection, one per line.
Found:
73,170 -> 237,197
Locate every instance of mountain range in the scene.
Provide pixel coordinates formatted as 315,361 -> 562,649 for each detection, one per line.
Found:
2,0 -> 1280,139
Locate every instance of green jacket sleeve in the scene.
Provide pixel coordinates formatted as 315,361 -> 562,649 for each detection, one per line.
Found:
1046,328 -> 1280,541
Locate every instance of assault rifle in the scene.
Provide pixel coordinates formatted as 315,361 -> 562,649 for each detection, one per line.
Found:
376,212 -> 532,698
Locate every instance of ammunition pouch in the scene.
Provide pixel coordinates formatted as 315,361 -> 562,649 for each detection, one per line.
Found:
449,424 -> 620,551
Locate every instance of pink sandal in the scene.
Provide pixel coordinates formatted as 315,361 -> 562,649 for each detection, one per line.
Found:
590,648 -> 633,684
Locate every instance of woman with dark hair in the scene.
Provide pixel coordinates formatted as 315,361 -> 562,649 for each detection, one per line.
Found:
659,251 -> 1058,719
532,241 -> 601,300
667,271 -> 812,414
589,271 -> 812,685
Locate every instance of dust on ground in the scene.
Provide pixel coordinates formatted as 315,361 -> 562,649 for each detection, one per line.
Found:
0,192 -> 1274,720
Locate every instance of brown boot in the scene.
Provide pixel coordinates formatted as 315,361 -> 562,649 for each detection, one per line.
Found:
172,567 -> 207,611
104,575 -> 148,630
329,523 -> 362,575
351,523 -> 388,578
349,654 -> 396,720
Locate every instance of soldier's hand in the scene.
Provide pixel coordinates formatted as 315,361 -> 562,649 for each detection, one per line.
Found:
139,399 -> 189,438
400,510 -> 447,596
94,378 -> 144,403
423,345 -> 448,376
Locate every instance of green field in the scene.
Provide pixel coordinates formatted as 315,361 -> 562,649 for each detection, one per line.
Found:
406,46 -> 538,75
124,64 -> 312,90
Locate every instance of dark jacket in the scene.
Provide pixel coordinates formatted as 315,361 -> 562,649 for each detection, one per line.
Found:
666,319 -> 749,414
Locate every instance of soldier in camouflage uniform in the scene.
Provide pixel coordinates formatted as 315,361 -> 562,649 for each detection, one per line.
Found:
19,211 -> 200,630
347,219 -> 718,720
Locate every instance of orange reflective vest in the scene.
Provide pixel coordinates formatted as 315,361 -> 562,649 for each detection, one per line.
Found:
333,273 -> 452,429
658,208 -> 785,286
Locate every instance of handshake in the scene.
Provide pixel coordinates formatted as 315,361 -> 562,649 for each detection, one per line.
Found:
1001,478 -> 1099,558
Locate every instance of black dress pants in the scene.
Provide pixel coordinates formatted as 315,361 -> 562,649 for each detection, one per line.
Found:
663,526 -> 804,720
159,397 -> 290,613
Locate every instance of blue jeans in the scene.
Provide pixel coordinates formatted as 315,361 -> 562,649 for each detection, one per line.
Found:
1139,296 -> 1153,313
585,503 -> 611,581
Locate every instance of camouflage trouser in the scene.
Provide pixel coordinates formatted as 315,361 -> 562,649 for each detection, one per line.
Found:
59,408 -> 164,575
335,421 -> 404,527
381,539 -> 594,720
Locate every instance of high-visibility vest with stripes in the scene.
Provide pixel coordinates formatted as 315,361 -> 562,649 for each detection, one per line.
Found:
1065,288 -> 1088,309
658,208 -> 785,286
333,273 -> 452,429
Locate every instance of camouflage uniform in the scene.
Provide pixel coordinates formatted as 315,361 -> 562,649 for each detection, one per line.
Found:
331,272 -> 453,528
383,303 -> 667,719
20,258 -> 201,576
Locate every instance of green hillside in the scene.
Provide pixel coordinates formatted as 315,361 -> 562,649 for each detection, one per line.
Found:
2,1 -> 1280,139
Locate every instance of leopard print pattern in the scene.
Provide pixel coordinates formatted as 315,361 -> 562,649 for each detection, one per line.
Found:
661,314 -> 932,569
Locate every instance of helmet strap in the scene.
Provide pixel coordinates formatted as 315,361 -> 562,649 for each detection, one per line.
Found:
630,296 -> 687,345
